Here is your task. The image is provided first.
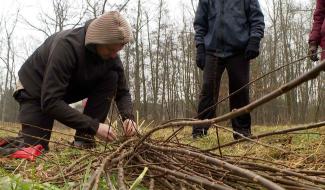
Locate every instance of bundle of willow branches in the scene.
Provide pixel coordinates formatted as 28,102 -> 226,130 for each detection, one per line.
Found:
36,120 -> 325,190
43,60 -> 325,189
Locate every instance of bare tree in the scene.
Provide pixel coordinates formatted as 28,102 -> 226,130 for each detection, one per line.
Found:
23,0 -> 86,37
133,0 -> 142,116
85,0 -> 108,18
1,0 -> 322,124
0,11 -> 19,121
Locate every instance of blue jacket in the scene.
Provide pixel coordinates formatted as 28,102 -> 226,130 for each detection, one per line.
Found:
194,0 -> 265,58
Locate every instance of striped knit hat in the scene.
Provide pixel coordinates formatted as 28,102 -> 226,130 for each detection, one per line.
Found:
85,11 -> 133,46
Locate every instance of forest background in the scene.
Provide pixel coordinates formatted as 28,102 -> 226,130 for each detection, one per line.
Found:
0,0 -> 323,125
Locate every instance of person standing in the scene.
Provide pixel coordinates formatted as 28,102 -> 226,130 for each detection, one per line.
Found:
309,0 -> 325,62
193,0 -> 265,139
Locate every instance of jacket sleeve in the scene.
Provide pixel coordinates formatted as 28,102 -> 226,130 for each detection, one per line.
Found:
41,41 -> 99,134
115,67 -> 134,121
247,0 -> 265,40
193,0 -> 209,47
309,0 -> 325,45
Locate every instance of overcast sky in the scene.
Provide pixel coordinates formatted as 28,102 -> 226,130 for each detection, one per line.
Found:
0,0 -> 312,84
0,0 -> 300,23
0,0 -> 191,36
0,0 -> 312,61
0,0 -> 312,41
0,0 -> 310,26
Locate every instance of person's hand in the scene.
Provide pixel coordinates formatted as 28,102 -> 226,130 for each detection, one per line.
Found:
123,119 -> 137,137
196,44 -> 205,70
96,123 -> 117,142
308,42 -> 319,62
245,37 -> 261,60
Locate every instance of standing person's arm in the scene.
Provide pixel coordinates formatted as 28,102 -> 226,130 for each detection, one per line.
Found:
245,0 -> 265,60
193,0 -> 208,69
309,0 -> 325,45
247,0 -> 265,40
309,0 -> 325,61
193,0 -> 208,47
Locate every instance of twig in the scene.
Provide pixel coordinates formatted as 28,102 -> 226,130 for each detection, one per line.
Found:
207,121 -> 325,151
12,159 -> 25,174
45,154 -> 94,182
145,142 -> 285,190
85,139 -> 135,190
214,124 -> 290,153
136,155 -> 233,190
117,150 -> 127,190
105,170 -> 116,190
149,177 -> 155,190
215,125 -> 223,157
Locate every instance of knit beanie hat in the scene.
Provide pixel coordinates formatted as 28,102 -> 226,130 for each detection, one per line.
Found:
85,11 -> 133,46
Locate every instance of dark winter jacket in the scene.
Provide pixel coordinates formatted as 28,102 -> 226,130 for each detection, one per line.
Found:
18,21 -> 133,133
194,0 -> 265,58
309,0 -> 325,48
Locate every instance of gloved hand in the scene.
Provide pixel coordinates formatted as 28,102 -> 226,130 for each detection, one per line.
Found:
308,42 -> 319,62
96,123 -> 117,142
10,145 -> 44,161
196,44 -> 205,70
245,37 -> 261,60
123,119 -> 137,137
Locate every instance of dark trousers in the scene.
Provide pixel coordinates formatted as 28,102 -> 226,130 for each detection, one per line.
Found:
14,71 -> 118,150
193,51 -> 251,136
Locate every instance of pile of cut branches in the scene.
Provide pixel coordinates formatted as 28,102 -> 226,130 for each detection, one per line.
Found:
40,121 -> 325,190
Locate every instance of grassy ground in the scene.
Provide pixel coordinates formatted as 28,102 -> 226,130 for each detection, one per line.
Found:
0,121 -> 325,189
